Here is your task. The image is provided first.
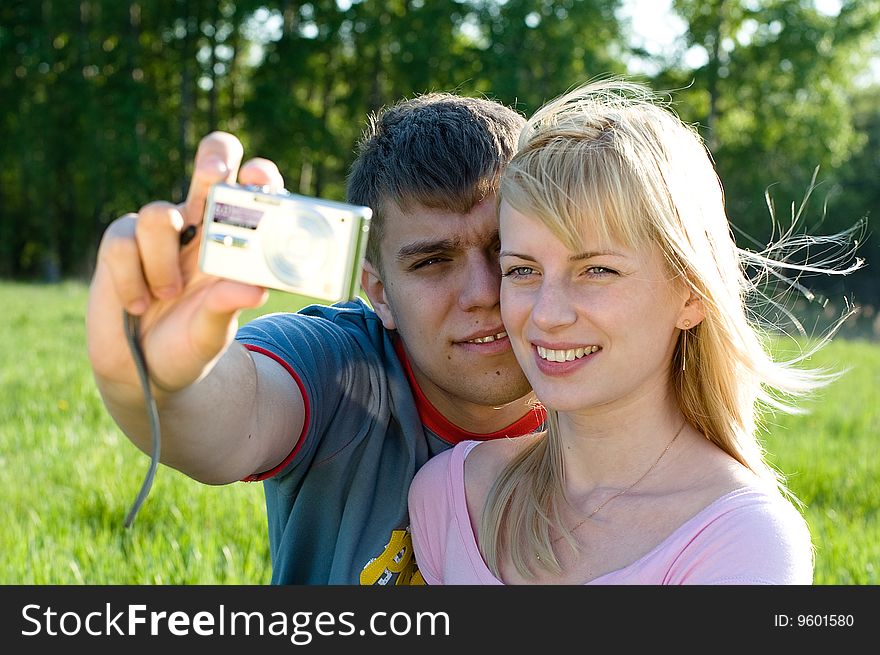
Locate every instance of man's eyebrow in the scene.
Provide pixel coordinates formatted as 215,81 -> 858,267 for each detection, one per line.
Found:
396,230 -> 500,262
396,238 -> 460,261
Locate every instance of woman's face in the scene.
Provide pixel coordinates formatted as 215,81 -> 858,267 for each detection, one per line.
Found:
499,200 -> 695,414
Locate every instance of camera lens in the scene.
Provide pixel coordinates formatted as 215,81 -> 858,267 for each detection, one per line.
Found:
262,207 -> 334,286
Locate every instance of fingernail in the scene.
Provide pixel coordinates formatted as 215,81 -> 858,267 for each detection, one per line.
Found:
199,155 -> 228,176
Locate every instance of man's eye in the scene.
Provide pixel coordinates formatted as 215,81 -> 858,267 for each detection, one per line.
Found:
411,257 -> 447,270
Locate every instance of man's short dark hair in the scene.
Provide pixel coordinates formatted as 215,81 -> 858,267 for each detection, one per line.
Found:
346,93 -> 525,269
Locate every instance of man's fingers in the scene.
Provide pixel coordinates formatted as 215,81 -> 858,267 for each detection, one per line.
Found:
136,201 -> 188,300
97,213 -> 151,314
183,132 -> 244,225
238,157 -> 285,192
188,281 -> 269,360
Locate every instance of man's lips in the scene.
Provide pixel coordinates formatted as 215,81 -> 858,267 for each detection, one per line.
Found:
455,330 -> 511,354
461,330 -> 508,345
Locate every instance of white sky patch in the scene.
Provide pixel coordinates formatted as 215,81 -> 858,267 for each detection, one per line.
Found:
814,0 -> 842,16
618,0 -> 853,76
619,0 -> 684,55
617,0 -> 707,74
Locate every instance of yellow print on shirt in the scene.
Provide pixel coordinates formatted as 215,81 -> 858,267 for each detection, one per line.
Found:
360,528 -> 425,585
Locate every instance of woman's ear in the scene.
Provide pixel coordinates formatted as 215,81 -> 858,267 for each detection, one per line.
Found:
361,260 -> 396,330
679,290 -> 705,329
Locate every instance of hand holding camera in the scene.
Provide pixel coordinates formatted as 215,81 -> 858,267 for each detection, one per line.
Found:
89,132 -> 372,402
88,133 -> 294,400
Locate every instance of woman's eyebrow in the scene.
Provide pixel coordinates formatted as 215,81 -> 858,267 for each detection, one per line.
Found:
499,250 -> 535,260
499,250 -> 625,260
568,250 -> 625,261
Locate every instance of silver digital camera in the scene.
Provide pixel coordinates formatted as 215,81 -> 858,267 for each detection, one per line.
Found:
199,183 -> 372,303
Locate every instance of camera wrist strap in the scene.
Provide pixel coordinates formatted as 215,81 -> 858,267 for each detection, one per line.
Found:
121,224 -> 197,527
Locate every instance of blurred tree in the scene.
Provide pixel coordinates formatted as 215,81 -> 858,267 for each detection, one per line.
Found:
825,83 -> 880,306
243,0 -> 354,199
242,0 -> 629,200
1,0 -> 876,309
243,0 -> 479,200
0,0 -> 46,276
466,0 -> 627,114
655,0 -> 880,306
661,0 -> 878,237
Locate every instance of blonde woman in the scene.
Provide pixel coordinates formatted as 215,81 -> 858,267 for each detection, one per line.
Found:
408,79 -> 861,584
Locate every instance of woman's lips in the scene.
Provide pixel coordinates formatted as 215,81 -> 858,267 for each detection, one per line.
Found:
532,343 -> 601,375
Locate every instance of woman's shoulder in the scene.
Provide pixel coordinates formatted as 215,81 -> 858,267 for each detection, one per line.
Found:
411,435 -> 540,501
408,444 -> 471,531
461,433 -> 543,521
665,483 -> 814,584
666,431 -> 766,513
411,443 -> 459,493
465,432 -> 542,481
710,483 -> 812,539
411,439 -> 493,498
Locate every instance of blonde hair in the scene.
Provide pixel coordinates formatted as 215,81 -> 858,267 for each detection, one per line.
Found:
480,78 -> 863,579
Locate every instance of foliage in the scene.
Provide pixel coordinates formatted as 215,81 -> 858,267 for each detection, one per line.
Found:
2,1 -> 877,307
661,0 -> 880,303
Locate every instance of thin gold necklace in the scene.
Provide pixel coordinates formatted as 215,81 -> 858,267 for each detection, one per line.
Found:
552,421 -> 686,543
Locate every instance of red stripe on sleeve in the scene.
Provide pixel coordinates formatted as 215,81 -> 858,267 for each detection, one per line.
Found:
239,344 -> 311,482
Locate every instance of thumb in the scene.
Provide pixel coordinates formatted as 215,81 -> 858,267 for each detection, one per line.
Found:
188,280 -> 269,360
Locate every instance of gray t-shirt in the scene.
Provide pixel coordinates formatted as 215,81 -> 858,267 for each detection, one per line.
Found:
236,299 -> 544,585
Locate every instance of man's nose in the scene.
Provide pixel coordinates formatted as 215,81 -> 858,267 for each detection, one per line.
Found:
458,254 -> 501,311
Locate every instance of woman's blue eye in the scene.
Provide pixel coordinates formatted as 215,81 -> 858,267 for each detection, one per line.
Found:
502,266 -> 535,278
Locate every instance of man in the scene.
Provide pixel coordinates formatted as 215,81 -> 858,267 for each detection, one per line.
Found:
86,93 -> 543,585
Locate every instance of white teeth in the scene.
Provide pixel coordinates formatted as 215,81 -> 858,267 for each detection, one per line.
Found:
469,331 -> 507,344
537,345 -> 599,361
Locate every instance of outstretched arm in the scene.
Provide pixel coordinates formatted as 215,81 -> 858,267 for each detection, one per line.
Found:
87,132 -> 304,484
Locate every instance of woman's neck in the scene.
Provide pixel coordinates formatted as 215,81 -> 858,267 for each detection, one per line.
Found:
553,398 -> 686,493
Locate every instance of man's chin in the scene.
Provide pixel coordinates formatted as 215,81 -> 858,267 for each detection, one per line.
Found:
456,372 -> 534,408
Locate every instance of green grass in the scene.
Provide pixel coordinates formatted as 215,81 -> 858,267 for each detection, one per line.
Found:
1,281 -> 877,584
763,338 -> 880,584
0,281 -> 288,584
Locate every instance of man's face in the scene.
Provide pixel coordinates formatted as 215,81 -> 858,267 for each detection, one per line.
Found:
364,197 -> 533,422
